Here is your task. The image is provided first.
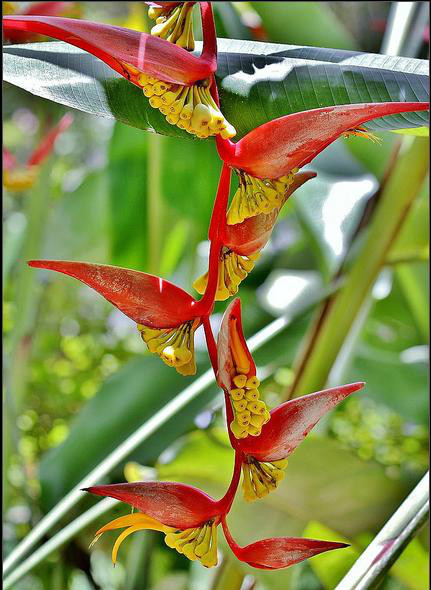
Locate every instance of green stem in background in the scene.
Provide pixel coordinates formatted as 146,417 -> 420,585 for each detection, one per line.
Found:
4,164 -> 52,507
285,136 -> 429,399
3,498 -> 118,590
396,262 -> 429,342
146,133 -> 163,274
334,472 -> 429,590
210,556 -> 246,590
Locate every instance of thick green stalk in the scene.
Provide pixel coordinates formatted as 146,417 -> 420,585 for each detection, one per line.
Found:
287,137 -> 429,398
396,263 -> 429,342
211,556 -> 245,590
146,133 -> 163,274
4,165 -> 52,506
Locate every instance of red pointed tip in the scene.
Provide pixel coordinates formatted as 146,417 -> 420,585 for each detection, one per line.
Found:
28,259 -> 198,327
237,536 -> 350,569
344,381 -> 365,392
240,381 -> 365,459
28,259 -> 49,268
3,15 -> 213,86
226,102 -> 429,178
28,113 -> 73,167
84,485 -> 114,498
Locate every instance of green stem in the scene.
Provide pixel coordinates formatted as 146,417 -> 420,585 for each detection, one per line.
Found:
286,136 -> 429,398
396,262 -> 429,342
4,164 -> 52,506
146,133 -> 163,274
3,498 -> 118,590
210,556 -> 245,590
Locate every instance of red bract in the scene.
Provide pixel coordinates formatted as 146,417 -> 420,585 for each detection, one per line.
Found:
217,298 -> 271,440
3,112 -> 73,192
216,298 -> 365,501
217,102 -> 430,179
222,172 -> 316,255
222,518 -> 348,570
214,101 -> 429,227
84,472 -> 347,570
86,481 -> 221,528
27,112 -> 74,166
85,481 -> 222,567
28,260 -> 204,375
3,6 -> 236,139
3,15 -> 211,85
193,171 -> 316,300
240,382 -> 365,462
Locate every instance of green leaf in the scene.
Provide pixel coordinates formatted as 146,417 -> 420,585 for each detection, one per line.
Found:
349,345 -> 428,425
3,40 -> 428,140
159,134 -> 222,231
107,123 -> 149,270
250,1 -> 358,49
43,171 -> 109,261
388,181 -> 429,265
392,127 -> 429,137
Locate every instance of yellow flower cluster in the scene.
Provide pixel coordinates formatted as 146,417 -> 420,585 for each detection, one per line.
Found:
227,168 -> 299,225
138,319 -> 198,375
242,457 -> 289,501
228,372 -> 270,439
149,2 -> 195,51
225,317 -> 270,439
3,167 -> 38,192
193,248 -> 259,301
136,72 -> 236,139
165,520 -> 218,567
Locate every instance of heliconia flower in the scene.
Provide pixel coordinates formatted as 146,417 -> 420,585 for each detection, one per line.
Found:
216,298 -> 271,439
84,476 -> 348,570
193,171 -> 316,300
3,5 -> 236,139
27,260 -> 209,375
217,299 -> 365,501
216,101 -> 429,225
3,112 -> 73,192
85,481 -> 223,568
221,517 -> 348,570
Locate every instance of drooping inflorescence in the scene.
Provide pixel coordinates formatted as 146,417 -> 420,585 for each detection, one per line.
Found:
8,0 -> 429,574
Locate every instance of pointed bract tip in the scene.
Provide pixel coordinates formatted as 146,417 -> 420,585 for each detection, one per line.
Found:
345,381 -> 366,392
